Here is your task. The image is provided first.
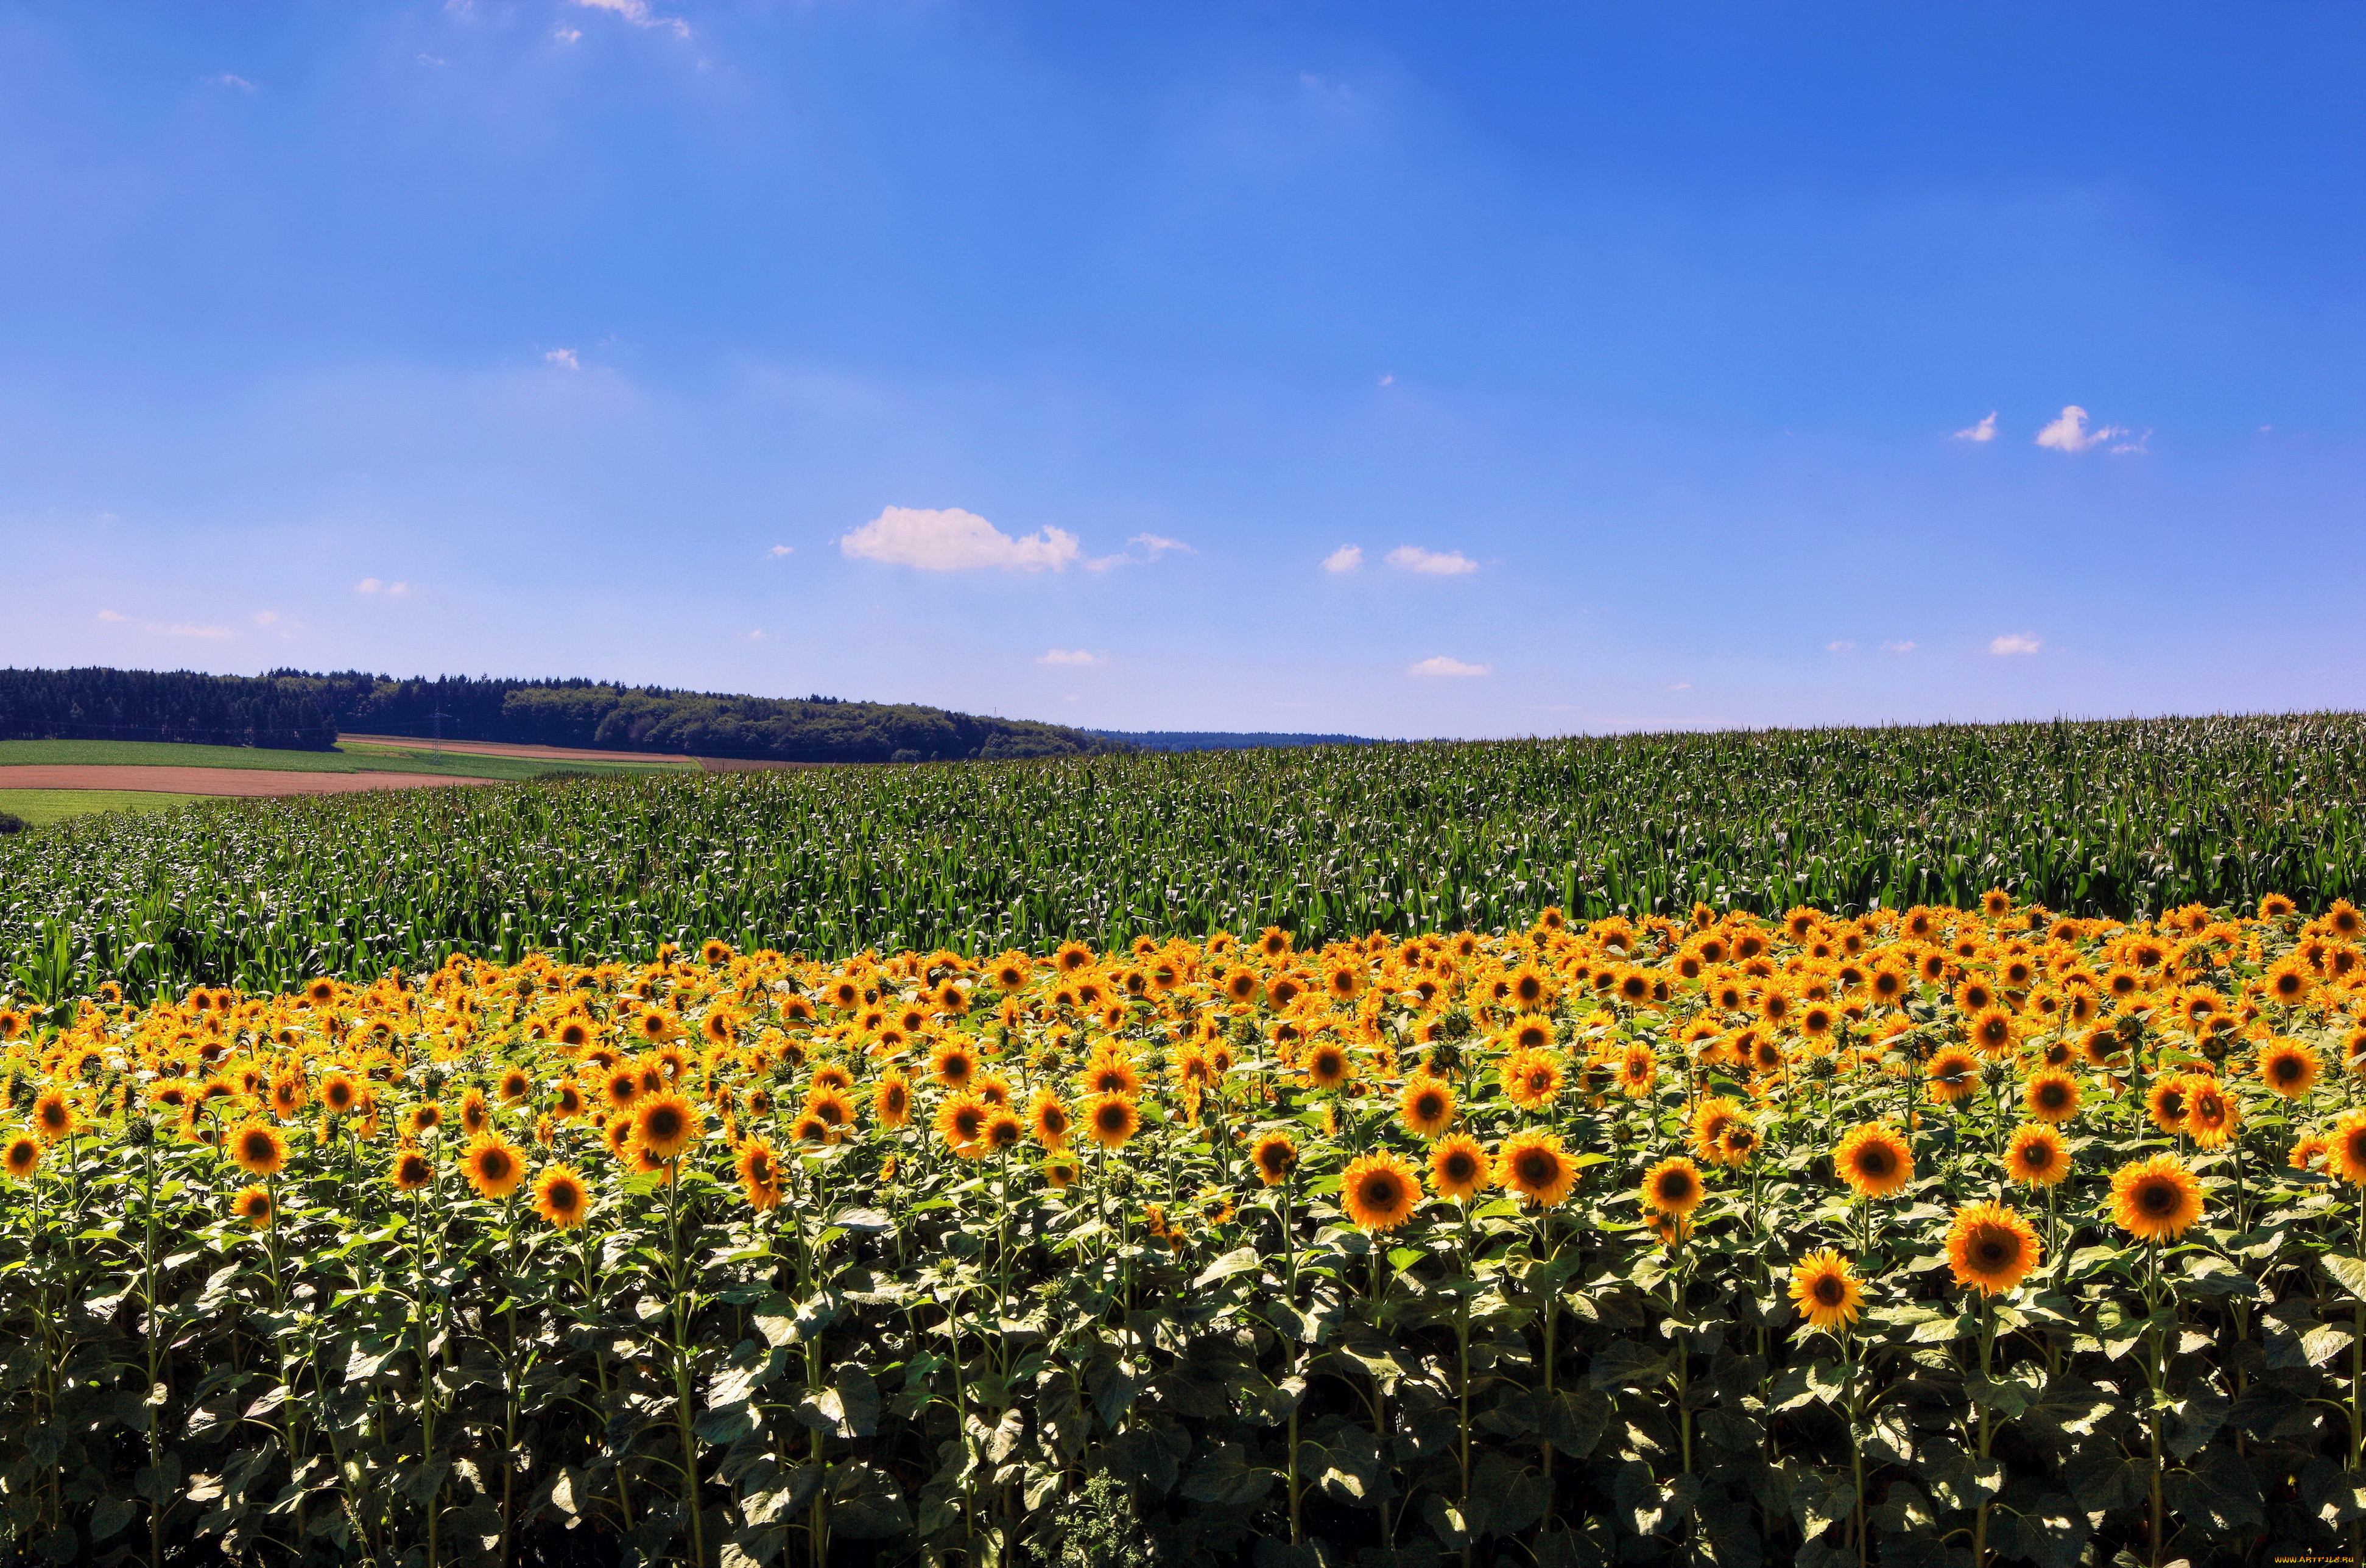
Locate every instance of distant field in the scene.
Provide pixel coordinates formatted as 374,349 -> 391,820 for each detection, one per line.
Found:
0,737 -> 691,781
0,787 -> 216,828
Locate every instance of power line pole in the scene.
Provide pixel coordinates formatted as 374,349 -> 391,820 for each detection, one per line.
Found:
427,707 -> 452,759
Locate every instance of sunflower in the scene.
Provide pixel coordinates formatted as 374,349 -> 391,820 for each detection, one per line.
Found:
1429,1135 -> 1492,1201
2146,1076 -> 2190,1135
873,1074 -> 912,1128
1617,1042 -> 1658,1097
320,1072 -> 359,1116
1645,1212 -> 1692,1246
632,1092 -> 700,1162
2110,1153 -> 2205,1241
805,1088 -> 854,1129
1717,1122 -> 1761,1166
983,1112 -> 1026,1153
1497,1129 -> 1576,1209
1026,1089 -> 1072,1148
2291,1134 -> 2329,1172
30,1091 -> 76,1143
231,1122 -> 287,1177
1339,1150 -> 1420,1232
2258,1039 -> 2321,1099
935,1092 -> 990,1154
233,1186 -> 274,1229
1925,1048 -> 1979,1103
1787,1250 -> 1863,1331
1502,1049 -> 1565,1111
2005,1122 -> 2069,1186
1079,1053 -> 1142,1098
460,1088 -> 491,1136
1833,1123 -> 1913,1199
1966,1007 -> 2017,1058
736,1140 -> 783,1211
2183,1078 -> 2237,1150
1505,1014 -> 1555,1052
533,1164 -> 592,1228
1043,1154 -> 1080,1190
1250,1131 -> 1298,1186
462,1134 -> 526,1200
1945,1201 -> 2040,1295
1085,1093 -> 1139,1150
930,1039 -> 977,1089
1303,1042 -> 1353,1091
1399,1076 -> 1456,1139
2334,1112 -> 2366,1185
1641,1156 -> 1705,1219
391,1147 -> 434,1191
2023,1069 -> 2080,1124
2,1134 -> 41,1179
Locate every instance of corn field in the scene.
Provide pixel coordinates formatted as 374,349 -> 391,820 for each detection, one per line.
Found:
5,893 -> 2366,1566
4,714 -> 2365,1005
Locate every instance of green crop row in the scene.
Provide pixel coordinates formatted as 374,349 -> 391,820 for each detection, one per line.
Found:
2,714 -> 2363,1000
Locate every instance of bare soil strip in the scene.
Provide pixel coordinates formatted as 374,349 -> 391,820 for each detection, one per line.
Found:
0,767 -> 505,798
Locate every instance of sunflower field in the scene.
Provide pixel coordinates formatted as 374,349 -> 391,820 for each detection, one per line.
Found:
6,895 -> 2366,1567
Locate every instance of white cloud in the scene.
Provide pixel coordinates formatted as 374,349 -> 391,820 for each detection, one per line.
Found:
354,578 -> 412,597
1036,649 -> 1102,667
1378,373 -> 1394,387
554,26 -> 582,43
574,0 -> 689,38
1989,633 -> 2043,656
1387,545 -> 1479,576
1128,533 -> 1193,559
1826,641 -> 1856,654
1880,641 -> 1918,655
96,609 -> 127,622
206,73 -> 257,91
1408,656 -> 1490,678
1952,412 -> 1998,443
417,54 -> 448,67
2110,429 -> 2152,455
2035,406 -> 2128,454
251,611 -> 278,627
1669,681 -> 1692,692
742,630 -> 769,641
544,348 -> 581,371
839,506 -> 1080,573
768,544 -> 794,558
1322,545 -> 1364,574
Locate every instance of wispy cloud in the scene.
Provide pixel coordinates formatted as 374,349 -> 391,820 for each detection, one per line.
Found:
1880,641 -> 1918,655
1377,373 -> 1394,387
2035,406 -> 2128,454
1127,533 -> 1192,560
1989,632 -> 2043,656
205,73 -> 257,91
417,54 -> 448,68
767,544 -> 794,558
354,578 -> 412,597
1952,412 -> 1998,443
574,0 -> 689,39
742,630 -> 769,642
96,609 -> 127,622
554,27 -> 583,43
544,348 -> 581,371
153,622 -> 233,640
1322,545 -> 1364,574
1036,649 -> 1102,667
1386,545 -> 1479,576
1825,641 -> 1856,654
1408,655 -> 1490,678
840,506 -> 1079,573
1668,681 -> 1692,692
2110,429 -> 2152,455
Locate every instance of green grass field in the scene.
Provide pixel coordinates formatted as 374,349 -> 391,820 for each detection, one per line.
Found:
0,788 -> 217,828
0,737 -> 693,781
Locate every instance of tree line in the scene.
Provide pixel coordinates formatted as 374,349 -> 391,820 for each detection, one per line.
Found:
0,667 -> 1129,764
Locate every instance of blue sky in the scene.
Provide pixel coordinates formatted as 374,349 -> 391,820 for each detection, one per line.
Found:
2,2 -> 2360,739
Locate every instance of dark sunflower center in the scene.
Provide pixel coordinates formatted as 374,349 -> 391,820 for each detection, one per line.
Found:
1444,1153 -> 1476,1181
1859,1148 -> 1893,1177
1813,1276 -> 1845,1306
1516,1151 -> 1554,1185
2140,1181 -> 2176,1214
1976,1234 -> 2014,1268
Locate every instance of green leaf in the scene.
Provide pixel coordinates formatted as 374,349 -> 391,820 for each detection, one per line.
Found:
1191,1246 -> 1263,1289
1179,1443 -> 1275,1509
89,1496 -> 135,1542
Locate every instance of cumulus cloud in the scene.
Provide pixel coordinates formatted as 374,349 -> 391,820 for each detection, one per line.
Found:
1952,412 -> 1998,442
1322,545 -> 1364,574
354,578 -> 412,597
2035,406 -> 2128,454
544,348 -> 581,371
839,506 -> 1080,573
768,544 -> 794,558
1990,633 -> 2043,656
1408,656 -> 1490,678
1036,649 -> 1102,667
96,609 -> 127,622
1880,641 -> 1918,655
554,26 -> 582,42
574,0 -> 689,38
1386,545 -> 1479,576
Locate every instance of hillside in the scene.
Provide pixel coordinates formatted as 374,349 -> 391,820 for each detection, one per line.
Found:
1090,728 -> 1379,751
0,666 -> 1125,765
